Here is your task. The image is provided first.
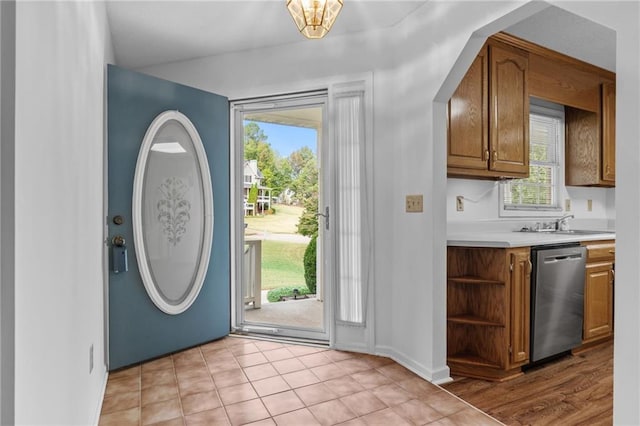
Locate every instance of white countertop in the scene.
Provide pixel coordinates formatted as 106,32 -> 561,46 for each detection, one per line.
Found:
447,230 -> 616,248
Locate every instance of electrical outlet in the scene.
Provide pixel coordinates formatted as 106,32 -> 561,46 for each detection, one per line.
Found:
587,199 -> 593,212
456,196 -> 464,212
89,344 -> 94,374
565,199 -> 571,211
406,195 -> 423,213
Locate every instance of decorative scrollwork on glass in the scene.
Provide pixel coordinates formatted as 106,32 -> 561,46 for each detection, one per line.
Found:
157,177 -> 191,245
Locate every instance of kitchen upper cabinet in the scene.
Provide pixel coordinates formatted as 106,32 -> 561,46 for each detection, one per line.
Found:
582,241 -> 615,344
447,246 -> 531,381
601,82 -> 616,182
448,32 -> 617,185
447,46 -> 488,172
447,40 -> 529,179
489,42 -> 529,176
529,52 -> 601,112
566,82 -> 616,187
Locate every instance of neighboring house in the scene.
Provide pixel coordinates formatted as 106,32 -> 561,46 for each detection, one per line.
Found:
243,159 -> 272,215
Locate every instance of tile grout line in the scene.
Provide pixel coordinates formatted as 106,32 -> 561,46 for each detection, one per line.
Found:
100,336 -> 503,426
199,344 -> 232,426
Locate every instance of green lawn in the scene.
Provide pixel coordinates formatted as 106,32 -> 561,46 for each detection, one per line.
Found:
245,204 -> 304,235
244,203 -> 309,291
260,240 -> 307,290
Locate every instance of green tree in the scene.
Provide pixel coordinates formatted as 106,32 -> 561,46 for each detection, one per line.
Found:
271,157 -> 293,197
289,149 -> 318,204
297,194 -> 319,237
289,147 -> 319,237
289,147 -> 315,180
248,183 -> 258,205
244,121 -> 281,195
244,122 -> 268,158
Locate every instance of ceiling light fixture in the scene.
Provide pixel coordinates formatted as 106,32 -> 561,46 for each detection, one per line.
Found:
286,0 -> 344,39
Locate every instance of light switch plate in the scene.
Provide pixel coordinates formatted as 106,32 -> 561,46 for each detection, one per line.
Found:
565,199 -> 571,211
406,195 -> 423,213
587,199 -> 593,212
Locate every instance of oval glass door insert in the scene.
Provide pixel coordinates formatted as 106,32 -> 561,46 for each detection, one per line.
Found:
133,110 -> 213,315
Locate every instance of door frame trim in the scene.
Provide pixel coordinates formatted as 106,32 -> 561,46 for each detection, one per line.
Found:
230,91 -> 332,342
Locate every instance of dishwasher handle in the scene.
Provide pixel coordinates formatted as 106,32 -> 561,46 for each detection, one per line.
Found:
543,252 -> 584,262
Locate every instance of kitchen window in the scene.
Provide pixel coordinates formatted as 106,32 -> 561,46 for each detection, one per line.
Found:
500,102 -> 564,215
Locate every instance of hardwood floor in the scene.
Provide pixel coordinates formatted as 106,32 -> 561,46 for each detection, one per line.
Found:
442,341 -> 613,425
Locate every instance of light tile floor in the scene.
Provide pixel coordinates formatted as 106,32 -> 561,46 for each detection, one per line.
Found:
99,336 -> 501,426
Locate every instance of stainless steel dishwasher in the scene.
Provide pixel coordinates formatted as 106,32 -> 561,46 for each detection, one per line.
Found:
530,243 -> 586,363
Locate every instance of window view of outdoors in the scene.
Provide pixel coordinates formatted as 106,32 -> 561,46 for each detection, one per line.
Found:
503,113 -> 560,209
242,110 -> 323,331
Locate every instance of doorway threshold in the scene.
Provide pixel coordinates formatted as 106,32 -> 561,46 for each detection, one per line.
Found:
230,330 -> 329,348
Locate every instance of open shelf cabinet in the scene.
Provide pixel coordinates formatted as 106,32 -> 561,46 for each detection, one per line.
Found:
447,246 -> 531,381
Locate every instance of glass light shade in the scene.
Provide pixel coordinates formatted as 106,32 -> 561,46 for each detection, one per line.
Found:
286,0 -> 343,39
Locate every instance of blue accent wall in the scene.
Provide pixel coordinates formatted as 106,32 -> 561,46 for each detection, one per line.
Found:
107,65 -> 230,370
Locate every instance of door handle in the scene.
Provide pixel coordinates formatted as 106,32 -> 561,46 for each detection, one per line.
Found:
315,207 -> 330,230
111,235 -> 128,273
112,235 -> 126,247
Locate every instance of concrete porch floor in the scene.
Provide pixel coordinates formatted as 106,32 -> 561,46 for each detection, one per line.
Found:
245,291 -> 323,330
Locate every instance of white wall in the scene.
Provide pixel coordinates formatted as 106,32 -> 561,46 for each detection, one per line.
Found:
140,0 -> 527,384
142,1 -> 640,422
447,178 -> 614,225
14,2 -> 113,424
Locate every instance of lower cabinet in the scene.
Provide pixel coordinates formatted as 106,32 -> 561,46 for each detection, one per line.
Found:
582,241 -> 615,344
447,246 -> 531,381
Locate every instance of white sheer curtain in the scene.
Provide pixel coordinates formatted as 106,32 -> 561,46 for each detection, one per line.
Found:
333,87 -> 370,325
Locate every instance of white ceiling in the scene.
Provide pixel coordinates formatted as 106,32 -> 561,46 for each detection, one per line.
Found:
106,0 -> 429,69
106,1 -> 615,72
505,5 -> 615,72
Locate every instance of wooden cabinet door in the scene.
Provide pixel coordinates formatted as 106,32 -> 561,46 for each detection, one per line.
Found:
565,107 -> 601,186
489,42 -> 529,177
448,46 -> 489,172
584,262 -> 614,342
602,82 -> 616,183
509,250 -> 531,365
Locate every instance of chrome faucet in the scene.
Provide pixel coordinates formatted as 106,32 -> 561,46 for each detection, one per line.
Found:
556,214 -> 574,230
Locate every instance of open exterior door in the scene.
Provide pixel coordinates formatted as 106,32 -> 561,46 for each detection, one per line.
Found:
107,65 -> 230,370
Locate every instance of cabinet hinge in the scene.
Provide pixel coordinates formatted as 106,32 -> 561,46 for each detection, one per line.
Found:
509,263 -> 513,272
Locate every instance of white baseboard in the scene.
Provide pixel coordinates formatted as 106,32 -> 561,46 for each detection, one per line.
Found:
375,344 -> 451,384
332,341 -> 369,353
92,369 -> 109,426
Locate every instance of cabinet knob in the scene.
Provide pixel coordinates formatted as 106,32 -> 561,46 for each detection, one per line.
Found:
485,150 -> 490,161
492,150 -> 498,165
